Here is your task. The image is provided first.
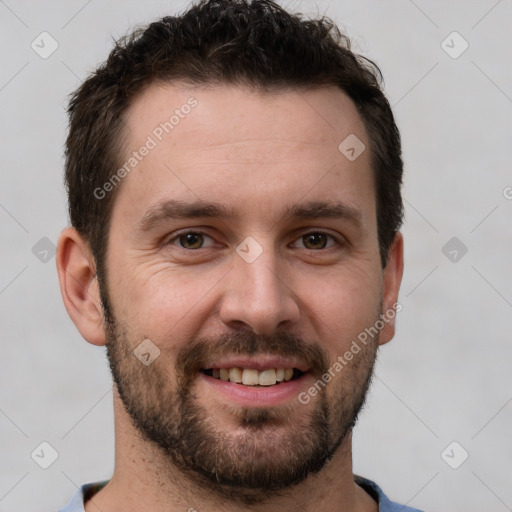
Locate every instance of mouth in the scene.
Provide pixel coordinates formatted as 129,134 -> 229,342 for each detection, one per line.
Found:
197,356 -> 314,407
202,367 -> 305,386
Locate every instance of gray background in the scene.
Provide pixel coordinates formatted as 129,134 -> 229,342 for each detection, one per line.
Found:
1,0 -> 511,510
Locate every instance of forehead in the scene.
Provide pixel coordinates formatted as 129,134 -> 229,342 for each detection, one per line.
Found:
113,82 -> 375,229
123,82 -> 367,153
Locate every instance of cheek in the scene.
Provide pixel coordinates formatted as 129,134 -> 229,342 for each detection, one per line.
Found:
112,262 -> 227,344
301,265 -> 382,352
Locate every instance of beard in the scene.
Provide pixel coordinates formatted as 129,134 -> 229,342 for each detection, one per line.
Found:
101,291 -> 379,505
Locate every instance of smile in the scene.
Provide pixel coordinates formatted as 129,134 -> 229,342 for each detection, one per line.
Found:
202,367 -> 305,386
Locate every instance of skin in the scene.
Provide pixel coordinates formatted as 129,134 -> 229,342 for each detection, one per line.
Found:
57,83 -> 403,512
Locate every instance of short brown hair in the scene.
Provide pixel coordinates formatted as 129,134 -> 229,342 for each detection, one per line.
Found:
64,0 -> 403,285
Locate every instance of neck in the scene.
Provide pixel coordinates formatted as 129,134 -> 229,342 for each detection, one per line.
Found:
85,393 -> 377,512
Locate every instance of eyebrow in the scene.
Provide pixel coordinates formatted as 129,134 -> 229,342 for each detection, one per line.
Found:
138,199 -> 364,232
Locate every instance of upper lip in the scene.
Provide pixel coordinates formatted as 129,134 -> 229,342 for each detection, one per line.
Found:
202,356 -> 309,372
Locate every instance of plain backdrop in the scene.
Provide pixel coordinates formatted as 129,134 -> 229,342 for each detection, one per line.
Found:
1,1 -> 511,511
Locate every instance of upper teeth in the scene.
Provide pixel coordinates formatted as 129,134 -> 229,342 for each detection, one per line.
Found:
212,368 -> 294,386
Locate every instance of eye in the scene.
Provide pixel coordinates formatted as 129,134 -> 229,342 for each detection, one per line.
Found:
291,232 -> 339,250
166,230 -> 341,252
169,231 -> 215,250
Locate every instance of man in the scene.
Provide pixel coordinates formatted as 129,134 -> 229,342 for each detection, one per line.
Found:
56,0 -> 422,510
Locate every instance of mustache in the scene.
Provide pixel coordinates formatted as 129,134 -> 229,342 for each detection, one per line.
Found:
175,330 -> 330,387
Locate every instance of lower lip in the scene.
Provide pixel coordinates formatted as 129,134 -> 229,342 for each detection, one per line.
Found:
198,372 -> 311,407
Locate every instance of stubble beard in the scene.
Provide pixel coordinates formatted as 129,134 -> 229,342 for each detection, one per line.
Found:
101,294 -> 378,505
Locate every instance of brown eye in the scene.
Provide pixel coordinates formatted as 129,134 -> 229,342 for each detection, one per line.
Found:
176,232 -> 206,249
169,231 -> 213,250
302,233 -> 328,250
290,231 -> 340,251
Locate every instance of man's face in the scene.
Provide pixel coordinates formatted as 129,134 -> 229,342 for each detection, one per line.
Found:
101,84 -> 395,502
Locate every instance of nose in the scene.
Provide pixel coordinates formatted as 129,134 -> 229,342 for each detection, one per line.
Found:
219,244 -> 300,335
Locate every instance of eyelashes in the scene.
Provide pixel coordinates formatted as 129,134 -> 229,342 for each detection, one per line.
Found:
167,230 -> 343,251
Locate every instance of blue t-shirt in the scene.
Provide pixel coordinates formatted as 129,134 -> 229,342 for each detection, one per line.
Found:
58,476 -> 425,511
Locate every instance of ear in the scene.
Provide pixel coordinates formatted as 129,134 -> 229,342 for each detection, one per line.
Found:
378,232 -> 404,346
56,227 -> 106,346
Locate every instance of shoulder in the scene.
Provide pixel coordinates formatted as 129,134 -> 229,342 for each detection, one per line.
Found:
354,475 -> 426,512
58,481 -> 109,512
